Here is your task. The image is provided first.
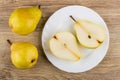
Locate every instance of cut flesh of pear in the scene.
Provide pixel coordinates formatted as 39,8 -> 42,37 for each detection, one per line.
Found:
49,32 -> 82,61
74,19 -> 106,48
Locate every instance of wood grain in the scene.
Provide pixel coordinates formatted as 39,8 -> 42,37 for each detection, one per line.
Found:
0,0 -> 120,80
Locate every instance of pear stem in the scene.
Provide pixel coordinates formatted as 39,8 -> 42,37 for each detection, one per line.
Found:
38,5 -> 41,9
7,39 -> 12,45
70,15 -> 77,22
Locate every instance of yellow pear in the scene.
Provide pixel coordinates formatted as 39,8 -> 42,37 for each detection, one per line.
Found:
7,40 -> 38,69
9,6 -> 42,35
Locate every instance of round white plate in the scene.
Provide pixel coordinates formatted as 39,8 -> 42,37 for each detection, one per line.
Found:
42,5 -> 109,73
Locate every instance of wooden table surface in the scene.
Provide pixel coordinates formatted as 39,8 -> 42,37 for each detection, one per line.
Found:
0,0 -> 120,80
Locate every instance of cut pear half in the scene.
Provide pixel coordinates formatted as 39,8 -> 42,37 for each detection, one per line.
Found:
70,16 -> 106,48
49,31 -> 82,61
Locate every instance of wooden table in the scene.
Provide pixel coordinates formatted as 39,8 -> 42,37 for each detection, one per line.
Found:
0,0 -> 120,80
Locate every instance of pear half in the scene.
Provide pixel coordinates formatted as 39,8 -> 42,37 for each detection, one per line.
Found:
70,16 -> 106,48
49,32 -> 82,61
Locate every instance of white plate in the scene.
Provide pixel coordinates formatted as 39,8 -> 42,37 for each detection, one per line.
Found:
42,5 -> 109,73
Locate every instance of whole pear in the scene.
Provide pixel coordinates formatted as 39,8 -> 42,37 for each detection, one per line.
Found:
9,41 -> 38,69
9,6 -> 42,35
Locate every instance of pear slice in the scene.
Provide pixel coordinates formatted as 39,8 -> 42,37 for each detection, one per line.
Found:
70,16 -> 106,48
49,32 -> 82,61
